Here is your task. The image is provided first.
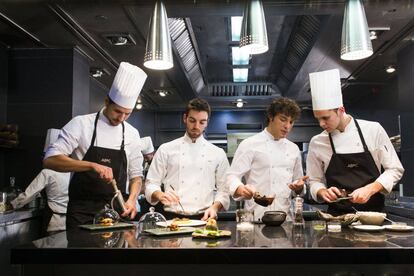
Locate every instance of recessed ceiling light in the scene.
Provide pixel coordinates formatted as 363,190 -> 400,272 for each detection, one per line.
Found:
90,68 -> 104,78
158,90 -> 169,97
385,65 -> 396,73
103,34 -> 136,46
136,103 -> 143,110
233,98 -> 246,108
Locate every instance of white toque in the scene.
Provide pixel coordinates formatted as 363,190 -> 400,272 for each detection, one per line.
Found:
309,68 -> 343,111
108,62 -> 147,109
140,136 -> 154,155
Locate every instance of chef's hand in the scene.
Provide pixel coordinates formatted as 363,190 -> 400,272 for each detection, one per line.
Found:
202,206 -> 218,221
317,186 -> 343,203
91,163 -> 113,182
159,190 -> 180,206
288,176 -> 309,194
234,184 -> 256,199
121,198 -> 138,219
349,182 -> 383,204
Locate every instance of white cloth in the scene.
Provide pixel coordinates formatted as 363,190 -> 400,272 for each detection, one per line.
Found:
43,128 -> 60,152
108,62 -> 147,109
309,69 -> 343,110
44,109 -> 144,184
145,134 -> 230,215
11,169 -> 70,232
226,129 -> 304,220
140,136 -> 154,155
307,118 -> 404,202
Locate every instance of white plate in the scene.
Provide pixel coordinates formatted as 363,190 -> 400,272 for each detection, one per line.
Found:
156,219 -> 207,227
353,225 -> 385,232
384,225 -> 414,232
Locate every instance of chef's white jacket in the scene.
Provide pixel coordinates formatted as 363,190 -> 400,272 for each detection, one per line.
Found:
307,118 -> 404,202
226,129 -> 304,220
11,169 -> 70,232
145,134 -> 230,214
44,110 -> 143,183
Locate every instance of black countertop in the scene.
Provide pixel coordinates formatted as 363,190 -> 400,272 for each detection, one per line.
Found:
0,208 -> 42,225
11,220 -> 414,265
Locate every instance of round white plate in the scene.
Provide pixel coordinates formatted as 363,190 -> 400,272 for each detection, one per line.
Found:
384,225 -> 414,232
353,225 -> 385,232
156,219 -> 207,227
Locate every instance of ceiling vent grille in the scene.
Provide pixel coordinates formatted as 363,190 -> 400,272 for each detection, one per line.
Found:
169,18 -> 206,94
276,15 -> 323,93
208,83 -> 276,97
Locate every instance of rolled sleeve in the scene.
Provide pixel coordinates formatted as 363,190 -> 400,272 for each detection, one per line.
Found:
306,140 -> 327,202
44,119 -> 81,159
127,134 -> 144,179
374,125 -> 404,193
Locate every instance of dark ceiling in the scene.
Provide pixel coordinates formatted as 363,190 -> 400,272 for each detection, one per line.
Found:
0,0 -> 413,111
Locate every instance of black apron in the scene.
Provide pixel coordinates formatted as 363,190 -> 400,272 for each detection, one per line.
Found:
325,119 -> 384,215
66,111 -> 128,230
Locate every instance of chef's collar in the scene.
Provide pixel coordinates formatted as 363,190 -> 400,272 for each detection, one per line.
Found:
99,108 -> 111,125
264,128 -> 285,142
331,116 -> 355,135
183,132 -> 206,144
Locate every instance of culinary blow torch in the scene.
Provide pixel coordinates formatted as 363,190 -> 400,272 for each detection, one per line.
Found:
109,179 -> 127,213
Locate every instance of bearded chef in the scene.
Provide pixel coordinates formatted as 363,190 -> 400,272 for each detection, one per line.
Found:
43,62 -> 147,230
306,69 -> 404,215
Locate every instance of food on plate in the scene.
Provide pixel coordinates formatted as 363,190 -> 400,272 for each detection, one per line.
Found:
317,210 -> 359,226
168,221 -> 180,231
192,219 -> 231,238
172,217 -> 191,225
356,211 -> 386,225
99,218 -> 114,226
101,232 -> 114,239
205,218 -> 218,231
253,192 -> 275,207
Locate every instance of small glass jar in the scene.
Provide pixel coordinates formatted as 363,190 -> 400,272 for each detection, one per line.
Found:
312,220 -> 326,231
327,221 -> 341,232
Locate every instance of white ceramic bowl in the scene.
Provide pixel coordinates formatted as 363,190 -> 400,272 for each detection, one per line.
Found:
357,211 -> 386,225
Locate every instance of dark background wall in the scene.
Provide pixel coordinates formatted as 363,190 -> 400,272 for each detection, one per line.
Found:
1,48 -> 89,190
0,44 -> 8,186
398,43 -> 414,196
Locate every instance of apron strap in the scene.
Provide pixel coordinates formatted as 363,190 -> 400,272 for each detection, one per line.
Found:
328,133 -> 336,154
354,119 -> 369,152
90,110 -> 126,150
328,118 -> 369,154
90,112 -> 100,147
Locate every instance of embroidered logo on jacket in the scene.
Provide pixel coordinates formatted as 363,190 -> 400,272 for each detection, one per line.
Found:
101,158 -> 111,164
347,163 -> 358,168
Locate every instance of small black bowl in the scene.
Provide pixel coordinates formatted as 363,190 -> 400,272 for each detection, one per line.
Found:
261,211 -> 287,226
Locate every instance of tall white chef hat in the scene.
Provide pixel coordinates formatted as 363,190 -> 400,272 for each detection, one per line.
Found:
140,136 -> 154,155
309,68 -> 343,110
108,62 -> 147,109
43,128 -> 60,153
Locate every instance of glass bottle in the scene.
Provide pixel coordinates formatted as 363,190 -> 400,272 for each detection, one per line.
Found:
293,195 -> 305,226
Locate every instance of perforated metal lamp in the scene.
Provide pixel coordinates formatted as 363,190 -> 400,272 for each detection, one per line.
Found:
144,0 -> 173,70
340,0 -> 373,60
240,0 -> 268,55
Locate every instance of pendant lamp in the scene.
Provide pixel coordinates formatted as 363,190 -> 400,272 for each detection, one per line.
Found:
144,0 -> 173,70
340,0 -> 373,60
240,0 -> 268,55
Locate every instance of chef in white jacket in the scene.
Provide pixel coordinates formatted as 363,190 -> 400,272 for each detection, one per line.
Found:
12,129 -> 70,233
44,62 -> 147,230
226,98 -> 308,221
306,69 -> 404,215
145,98 -> 230,220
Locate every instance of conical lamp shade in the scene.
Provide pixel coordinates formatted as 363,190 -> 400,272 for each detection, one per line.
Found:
144,0 -> 173,70
340,0 -> 373,60
240,0 -> 268,55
